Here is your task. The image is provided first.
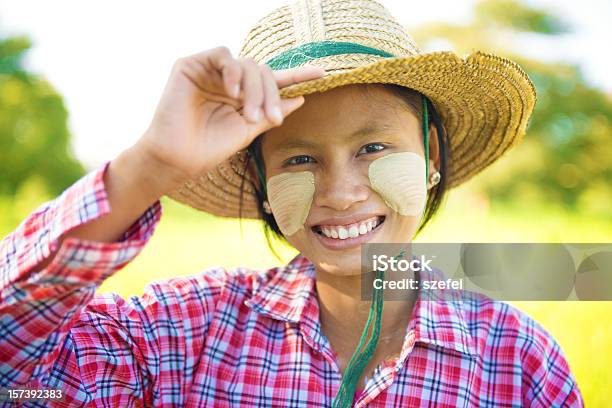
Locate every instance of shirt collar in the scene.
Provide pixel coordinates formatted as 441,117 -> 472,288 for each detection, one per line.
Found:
244,253 -> 316,324
244,253 -> 478,357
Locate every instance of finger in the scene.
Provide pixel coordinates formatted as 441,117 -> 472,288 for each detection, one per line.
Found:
246,96 -> 305,136
241,58 -> 264,123
280,95 -> 306,116
221,58 -> 242,99
261,65 -> 283,125
183,46 -> 235,94
273,65 -> 326,88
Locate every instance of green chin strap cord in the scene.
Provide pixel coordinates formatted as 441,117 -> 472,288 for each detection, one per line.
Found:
261,41 -> 430,407
332,97 -> 429,408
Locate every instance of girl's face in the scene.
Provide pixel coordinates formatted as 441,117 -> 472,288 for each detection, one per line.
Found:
261,84 -> 438,276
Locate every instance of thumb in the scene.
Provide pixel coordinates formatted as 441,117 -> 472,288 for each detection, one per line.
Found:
247,95 -> 305,136
280,95 -> 305,117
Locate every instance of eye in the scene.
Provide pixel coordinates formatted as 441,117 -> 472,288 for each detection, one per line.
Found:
358,143 -> 386,155
285,155 -> 315,166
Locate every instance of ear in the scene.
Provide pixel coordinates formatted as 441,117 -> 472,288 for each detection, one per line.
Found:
427,122 -> 440,174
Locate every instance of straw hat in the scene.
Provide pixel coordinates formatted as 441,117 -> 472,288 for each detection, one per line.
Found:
167,0 -> 536,218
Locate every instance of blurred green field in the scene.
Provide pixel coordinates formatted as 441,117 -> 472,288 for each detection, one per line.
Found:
2,184 -> 611,407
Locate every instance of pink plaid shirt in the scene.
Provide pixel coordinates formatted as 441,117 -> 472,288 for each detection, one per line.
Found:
0,163 -> 583,407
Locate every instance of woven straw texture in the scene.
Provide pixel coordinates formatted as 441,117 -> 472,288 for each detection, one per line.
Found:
167,0 -> 536,219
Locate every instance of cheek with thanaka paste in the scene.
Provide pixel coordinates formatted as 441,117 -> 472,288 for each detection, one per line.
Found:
368,152 -> 427,216
267,171 -> 315,236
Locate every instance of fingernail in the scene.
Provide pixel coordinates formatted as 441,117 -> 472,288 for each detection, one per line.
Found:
232,84 -> 240,98
271,106 -> 282,123
247,106 -> 260,122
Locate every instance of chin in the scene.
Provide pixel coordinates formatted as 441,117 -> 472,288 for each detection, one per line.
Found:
314,256 -> 364,277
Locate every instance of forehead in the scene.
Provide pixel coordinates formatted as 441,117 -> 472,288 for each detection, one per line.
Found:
263,84 -> 420,152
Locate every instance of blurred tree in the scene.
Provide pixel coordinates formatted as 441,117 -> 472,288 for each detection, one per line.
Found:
0,35 -> 84,196
412,0 -> 612,216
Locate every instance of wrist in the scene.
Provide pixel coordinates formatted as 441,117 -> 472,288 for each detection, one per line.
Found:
115,145 -> 186,201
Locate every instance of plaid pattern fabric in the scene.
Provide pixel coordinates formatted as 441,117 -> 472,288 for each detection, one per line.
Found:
0,164 -> 583,407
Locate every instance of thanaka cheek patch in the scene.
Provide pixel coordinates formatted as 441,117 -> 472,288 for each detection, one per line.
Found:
368,152 -> 427,216
267,171 -> 315,236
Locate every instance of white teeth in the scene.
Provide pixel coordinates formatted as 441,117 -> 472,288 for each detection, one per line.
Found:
359,223 -> 368,235
317,216 -> 383,240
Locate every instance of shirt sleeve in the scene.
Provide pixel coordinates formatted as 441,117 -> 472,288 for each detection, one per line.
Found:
0,161 -> 164,404
521,320 -> 585,408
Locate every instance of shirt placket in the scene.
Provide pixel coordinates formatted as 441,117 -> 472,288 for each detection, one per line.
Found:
353,329 -> 417,407
300,303 -> 418,407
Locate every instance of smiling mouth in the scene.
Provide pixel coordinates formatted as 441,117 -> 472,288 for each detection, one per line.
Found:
311,215 -> 386,240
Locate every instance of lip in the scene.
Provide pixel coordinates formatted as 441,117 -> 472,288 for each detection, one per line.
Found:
312,216 -> 385,250
309,213 -> 384,228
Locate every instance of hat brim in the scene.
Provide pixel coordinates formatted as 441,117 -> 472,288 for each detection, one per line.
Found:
167,50 -> 536,219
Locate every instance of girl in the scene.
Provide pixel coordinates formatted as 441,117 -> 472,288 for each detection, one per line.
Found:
0,0 -> 582,406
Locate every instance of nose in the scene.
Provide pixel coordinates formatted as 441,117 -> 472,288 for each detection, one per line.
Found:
313,162 -> 370,211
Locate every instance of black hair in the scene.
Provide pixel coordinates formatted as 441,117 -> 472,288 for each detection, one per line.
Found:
237,84 -> 450,257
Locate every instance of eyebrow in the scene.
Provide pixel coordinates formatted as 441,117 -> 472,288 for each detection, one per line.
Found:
275,121 -> 398,154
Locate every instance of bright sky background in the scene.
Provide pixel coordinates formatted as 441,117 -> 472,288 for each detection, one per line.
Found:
1,0 -> 610,169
